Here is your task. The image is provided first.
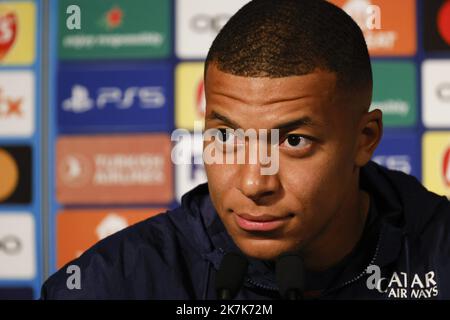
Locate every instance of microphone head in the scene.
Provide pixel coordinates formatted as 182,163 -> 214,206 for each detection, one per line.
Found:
276,252 -> 305,299
215,252 -> 248,299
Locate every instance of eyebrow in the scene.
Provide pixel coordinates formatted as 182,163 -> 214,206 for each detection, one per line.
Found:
206,110 -> 320,131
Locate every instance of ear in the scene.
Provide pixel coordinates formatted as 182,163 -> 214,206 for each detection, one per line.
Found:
354,108 -> 383,167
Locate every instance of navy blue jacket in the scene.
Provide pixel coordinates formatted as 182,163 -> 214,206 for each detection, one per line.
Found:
41,162 -> 450,300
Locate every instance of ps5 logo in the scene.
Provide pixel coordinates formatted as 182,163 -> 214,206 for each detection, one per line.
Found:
62,85 -> 166,113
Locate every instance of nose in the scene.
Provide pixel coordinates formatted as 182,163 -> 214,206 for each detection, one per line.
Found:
237,162 -> 281,203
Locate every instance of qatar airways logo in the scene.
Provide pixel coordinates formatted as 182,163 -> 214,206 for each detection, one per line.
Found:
366,265 -> 439,299
171,121 -> 280,176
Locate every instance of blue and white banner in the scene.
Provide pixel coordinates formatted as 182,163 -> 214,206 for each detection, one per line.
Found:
57,63 -> 173,133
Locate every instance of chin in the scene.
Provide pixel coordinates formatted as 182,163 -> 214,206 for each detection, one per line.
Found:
235,237 -> 293,261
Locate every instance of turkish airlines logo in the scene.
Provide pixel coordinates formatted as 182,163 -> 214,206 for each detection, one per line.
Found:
443,147 -> 450,187
62,85 -> 165,113
58,153 -> 92,187
56,134 -> 173,204
0,11 -> 17,60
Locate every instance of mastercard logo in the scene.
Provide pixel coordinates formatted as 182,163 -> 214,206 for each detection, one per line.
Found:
0,148 -> 19,201
0,146 -> 31,204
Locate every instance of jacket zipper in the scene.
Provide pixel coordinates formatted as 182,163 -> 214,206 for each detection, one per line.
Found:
319,229 -> 382,297
245,277 -> 278,292
243,229 -> 383,298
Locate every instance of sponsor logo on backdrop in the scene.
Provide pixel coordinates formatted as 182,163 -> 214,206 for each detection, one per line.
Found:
96,213 -> 128,240
173,133 -> 207,203
190,14 -> 230,33
0,148 -> 18,202
0,2 -> 35,65
176,0 -> 250,59
58,153 -> 92,187
372,133 -> 419,178
424,0 -> 450,52
437,82 -> 450,102
57,209 -> 163,268
196,80 -> 206,118
0,11 -> 16,60
342,0 -> 381,31
443,147 -> 450,187
372,155 -> 412,175
176,63 -> 205,130
422,60 -> 450,128
58,64 -> 171,133
370,62 -> 416,127
438,1 -> 450,46
0,71 -> 34,137
0,213 -> 35,279
56,134 -> 173,204
58,0 -> 170,59
330,0 -> 416,56
62,85 -> 165,113
0,146 -> 32,204
101,6 -> 123,30
423,132 -> 450,198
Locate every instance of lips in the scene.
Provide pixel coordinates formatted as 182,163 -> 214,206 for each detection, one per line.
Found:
234,212 -> 291,232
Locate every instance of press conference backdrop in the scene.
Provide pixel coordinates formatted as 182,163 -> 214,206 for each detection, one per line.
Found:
0,0 -> 449,299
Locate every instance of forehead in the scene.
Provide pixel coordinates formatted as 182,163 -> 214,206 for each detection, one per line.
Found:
204,65 -> 346,130
205,64 -> 339,107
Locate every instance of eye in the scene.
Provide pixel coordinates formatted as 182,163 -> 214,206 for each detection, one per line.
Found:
281,134 -> 313,150
215,128 -> 236,145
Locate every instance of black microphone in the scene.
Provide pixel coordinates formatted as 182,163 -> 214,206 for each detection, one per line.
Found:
276,252 -> 305,300
215,252 -> 248,300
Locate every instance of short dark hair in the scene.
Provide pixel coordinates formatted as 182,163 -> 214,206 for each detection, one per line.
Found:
205,0 -> 372,91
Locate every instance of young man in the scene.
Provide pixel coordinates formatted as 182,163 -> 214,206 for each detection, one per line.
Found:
42,0 -> 450,299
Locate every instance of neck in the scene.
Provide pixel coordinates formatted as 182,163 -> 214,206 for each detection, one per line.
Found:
301,174 -> 370,272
